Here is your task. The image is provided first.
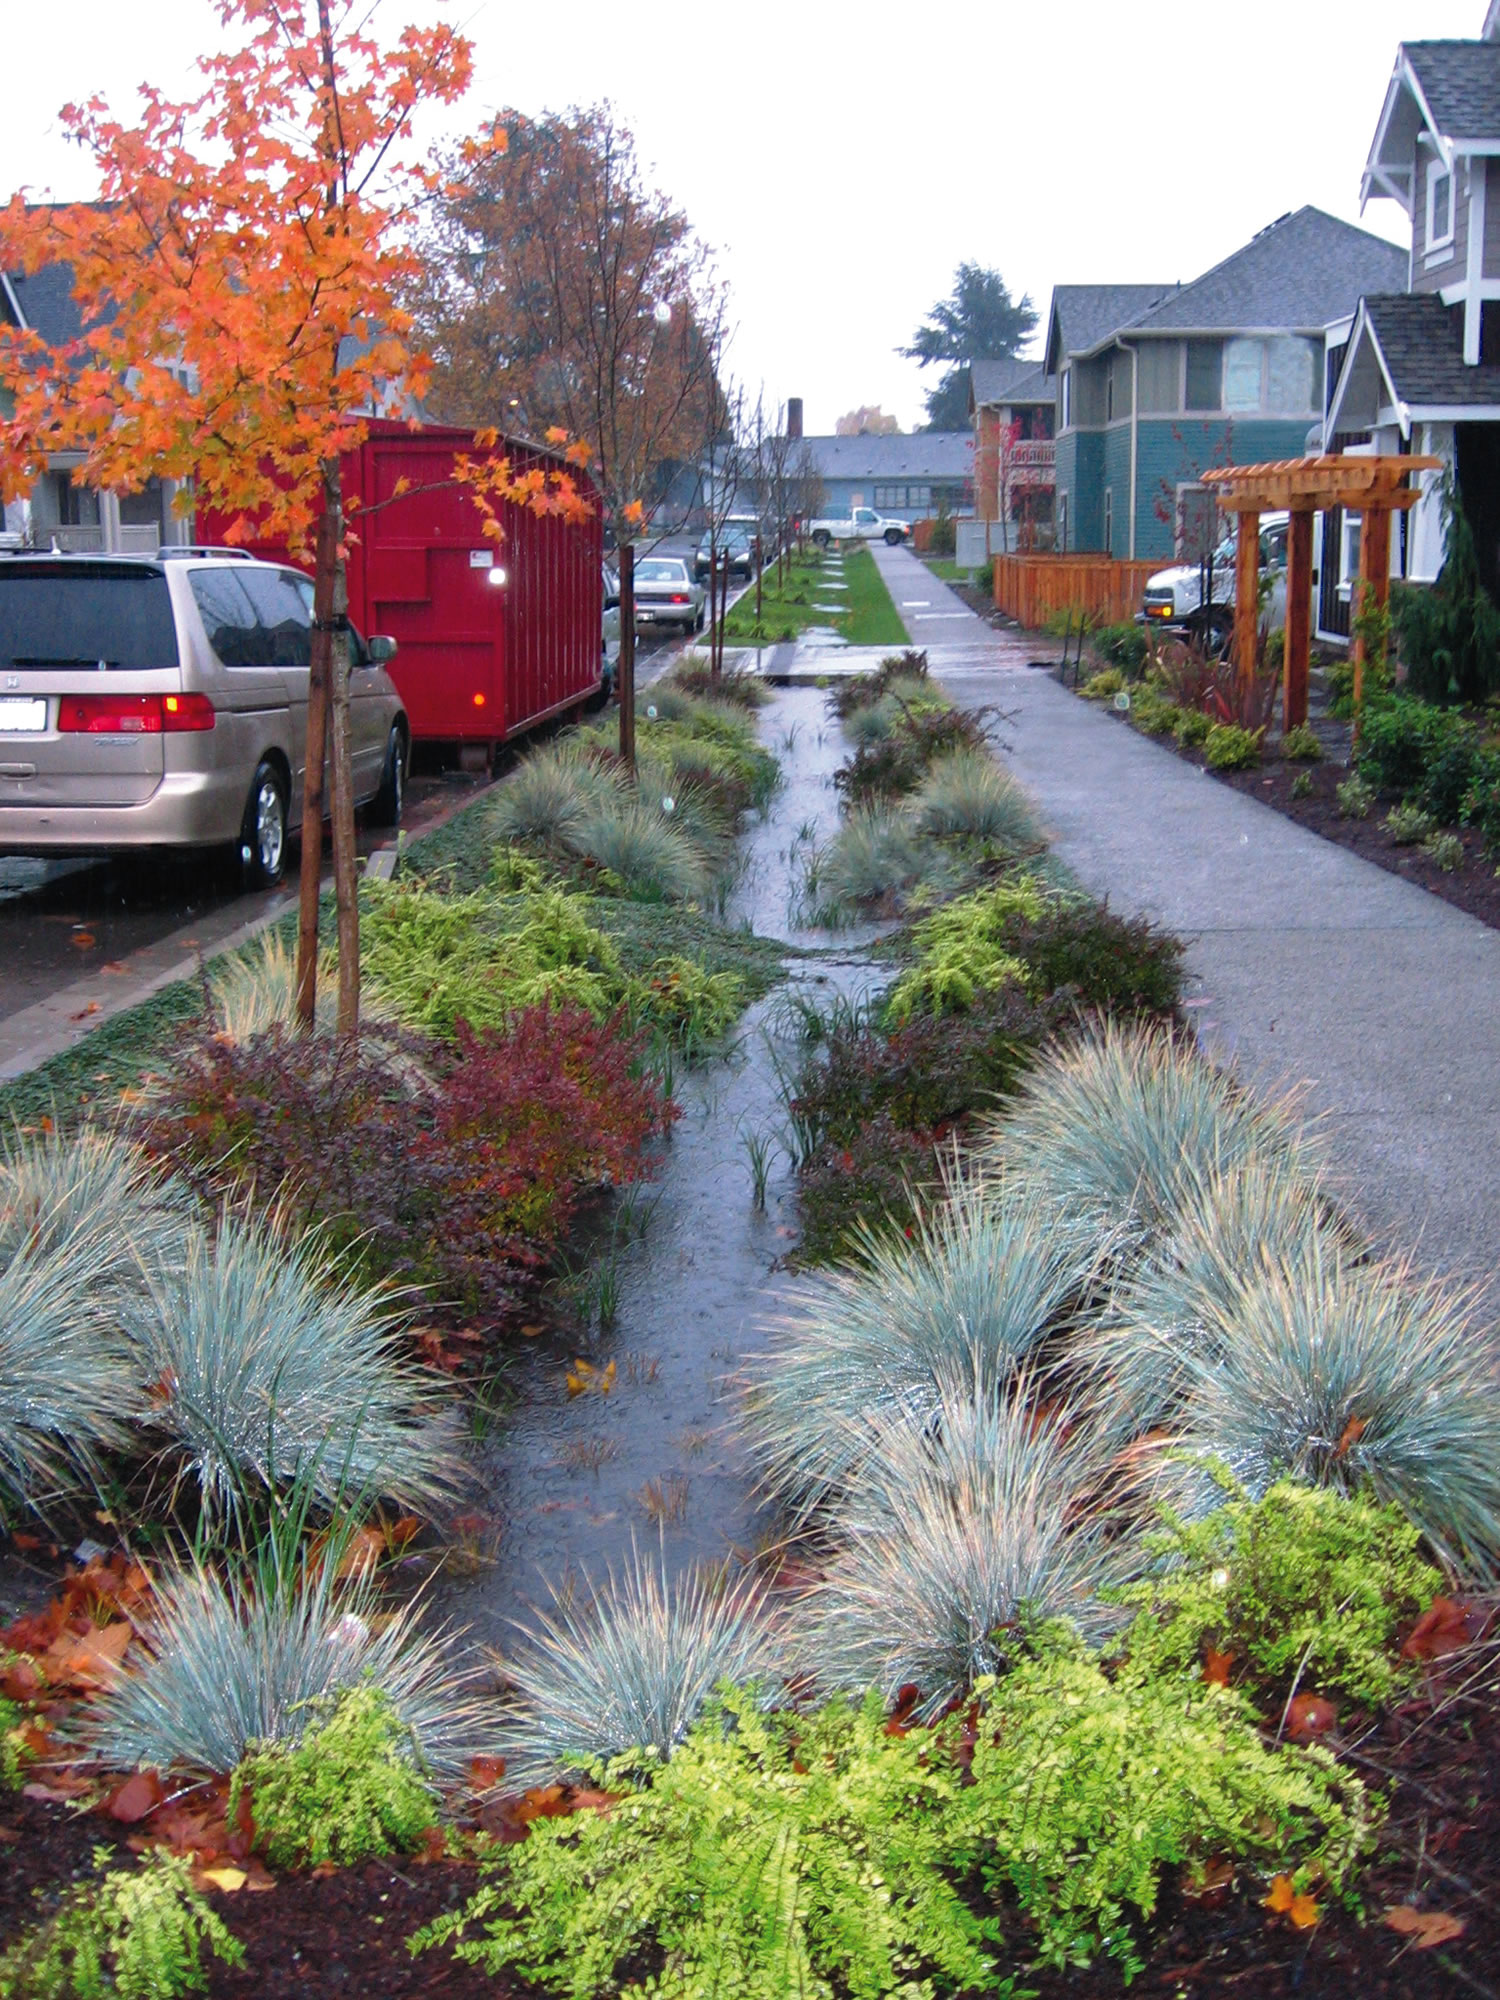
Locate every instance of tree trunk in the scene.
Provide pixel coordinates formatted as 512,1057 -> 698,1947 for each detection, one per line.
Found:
326,458 -> 360,1036
618,539 -> 636,775
295,488 -> 338,1030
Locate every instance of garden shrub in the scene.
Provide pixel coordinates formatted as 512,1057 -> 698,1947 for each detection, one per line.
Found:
1357,695 -> 1474,799
1461,757 -> 1500,851
833,703 -> 986,811
885,879 -> 1042,1024
1093,622 -> 1149,674
1290,770 -> 1314,799
976,555 -> 996,594
796,1115 -> 947,1266
1173,706 -> 1212,747
667,660 -> 771,710
1336,774 -> 1375,818
1203,723 -> 1262,770
1384,803 -> 1435,846
1280,723 -> 1322,762
1423,829 -> 1464,872
1418,735 -> 1497,826
231,1685 -> 439,1869
1118,1481 -> 1440,1710
828,649 -> 930,721
0,1847 -> 243,1999
1,1696 -> 27,1789
791,985 -> 1060,1156
1081,667 -> 1125,701
145,1003 -> 669,1323
421,1663 -> 1371,1992
1391,480 -> 1500,704
1125,688 -> 1178,736
1003,899 -> 1184,1017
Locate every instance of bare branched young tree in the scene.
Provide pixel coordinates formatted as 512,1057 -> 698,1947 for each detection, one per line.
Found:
696,381 -> 746,677
790,446 -> 826,561
753,402 -> 800,591
415,104 -> 725,530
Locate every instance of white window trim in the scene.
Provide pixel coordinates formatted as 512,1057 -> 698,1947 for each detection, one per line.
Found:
1103,486 -> 1113,553
1426,159 -> 1456,264
1060,368 -> 1072,431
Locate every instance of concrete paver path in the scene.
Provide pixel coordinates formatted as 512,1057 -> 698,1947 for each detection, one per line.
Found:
870,541 -> 1500,1284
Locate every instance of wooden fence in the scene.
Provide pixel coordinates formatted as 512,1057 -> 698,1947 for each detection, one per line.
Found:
992,554 -> 1158,630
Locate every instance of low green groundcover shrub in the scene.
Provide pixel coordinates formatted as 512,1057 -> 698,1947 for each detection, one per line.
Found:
1119,1481 -> 1440,1710
1204,723 -> 1263,771
1081,667 -> 1125,702
797,1114 -> 947,1267
1357,694 -> 1475,800
1280,723 -> 1322,762
417,1660 -> 1370,1993
1093,622 -> 1150,674
231,1685 -> 439,1869
0,1847 -> 243,2000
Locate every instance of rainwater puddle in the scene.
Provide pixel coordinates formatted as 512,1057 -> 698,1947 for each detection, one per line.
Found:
438,686 -> 886,1653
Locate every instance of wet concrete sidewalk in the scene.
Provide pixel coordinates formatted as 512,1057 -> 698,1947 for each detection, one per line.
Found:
871,539 -> 1500,1285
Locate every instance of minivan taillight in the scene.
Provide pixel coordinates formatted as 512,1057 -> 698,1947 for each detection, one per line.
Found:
57,693 -> 215,734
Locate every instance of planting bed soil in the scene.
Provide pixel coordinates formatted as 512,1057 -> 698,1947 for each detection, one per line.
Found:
1212,754 -> 1500,932
5,1669 -> 1498,1996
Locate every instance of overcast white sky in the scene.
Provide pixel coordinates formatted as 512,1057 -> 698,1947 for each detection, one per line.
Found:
0,0 -> 1482,434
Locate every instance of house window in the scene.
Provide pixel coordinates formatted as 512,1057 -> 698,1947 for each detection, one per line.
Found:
1137,341 -> 1182,414
1427,160 -> 1455,256
873,485 -> 906,508
1185,340 -> 1222,412
908,484 -> 931,509
1105,366 -> 1114,423
1103,487 -> 1113,552
1224,338 -> 1265,413
1060,369 -> 1072,429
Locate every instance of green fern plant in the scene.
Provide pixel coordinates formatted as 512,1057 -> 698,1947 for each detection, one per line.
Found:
418,1660 -> 1372,1991
0,1848 -> 243,1999
884,876 -> 1046,1024
0,1694 -> 28,1789
1117,1479 -> 1439,1709
230,1683 -> 439,1869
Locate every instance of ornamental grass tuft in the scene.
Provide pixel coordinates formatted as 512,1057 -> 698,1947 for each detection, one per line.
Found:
565,795 -> 712,904
124,1209 -> 462,1518
978,1021 -> 1314,1260
801,1383 -> 1118,1716
744,1176 -> 1097,1520
804,807 -> 939,922
82,1550 -> 488,1779
494,1542 -> 781,1783
1161,1248 -> 1500,1576
908,747 -> 1043,850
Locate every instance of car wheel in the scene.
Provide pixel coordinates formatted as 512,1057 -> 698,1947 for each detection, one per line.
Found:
1191,609 -> 1233,658
812,530 -> 831,548
884,528 -> 904,545
367,724 -> 406,827
240,759 -> 288,889
695,606 -> 706,632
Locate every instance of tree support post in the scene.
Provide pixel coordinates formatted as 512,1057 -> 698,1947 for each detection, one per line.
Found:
618,540 -> 636,775
1283,507 -> 1314,732
1232,506 -> 1261,725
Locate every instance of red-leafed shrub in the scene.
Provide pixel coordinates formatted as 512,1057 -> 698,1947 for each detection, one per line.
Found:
143,1004 -> 672,1329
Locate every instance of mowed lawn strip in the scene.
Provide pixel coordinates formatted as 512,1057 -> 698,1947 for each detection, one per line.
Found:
840,545 -> 909,647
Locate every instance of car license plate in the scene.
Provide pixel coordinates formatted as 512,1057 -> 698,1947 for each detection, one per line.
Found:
0,698 -> 47,733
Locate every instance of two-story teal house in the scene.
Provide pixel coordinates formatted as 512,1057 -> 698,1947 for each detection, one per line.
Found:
1046,209 -> 1409,562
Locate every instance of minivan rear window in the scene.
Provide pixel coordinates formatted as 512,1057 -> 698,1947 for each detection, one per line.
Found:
0,567 -> 178,670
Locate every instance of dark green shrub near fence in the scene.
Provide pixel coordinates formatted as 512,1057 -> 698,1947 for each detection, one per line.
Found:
1357,696 -> 1475,801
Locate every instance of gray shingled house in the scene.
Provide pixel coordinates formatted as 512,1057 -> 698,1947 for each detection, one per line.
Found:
1326,9 -> 1500,616
1046,212 -> 1408,564
796,431 -> 974,525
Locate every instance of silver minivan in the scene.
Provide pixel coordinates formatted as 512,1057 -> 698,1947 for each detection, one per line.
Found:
0,551 -> 409,885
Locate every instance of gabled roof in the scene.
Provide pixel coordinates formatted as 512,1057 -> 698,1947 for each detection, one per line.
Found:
1326,292 -> 1500,436
1121,208 -> 1407,337
800,431 -> 974,481
1043,284 -> 1176,372
969,358 -> 1055,412
4,261 -> 90,346
1363,41 -> 1500,210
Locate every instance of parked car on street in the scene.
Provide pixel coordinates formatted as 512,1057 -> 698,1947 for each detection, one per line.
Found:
0,551 -> 409,888
806,505 -> 911,548
602,563 -> 621,690
1140,512 -> 1290,648
632,556 -> 706,636
693,521 -> 759,583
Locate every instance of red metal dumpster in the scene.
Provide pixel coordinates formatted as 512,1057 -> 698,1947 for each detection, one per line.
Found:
198,422 -> 604,748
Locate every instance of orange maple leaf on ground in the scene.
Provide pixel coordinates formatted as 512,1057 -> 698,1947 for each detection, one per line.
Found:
1384,1904 -> 1466,1949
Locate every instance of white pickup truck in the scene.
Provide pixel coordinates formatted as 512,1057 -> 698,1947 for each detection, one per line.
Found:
1140,511 -> 1289,645
806,504 -> 911,548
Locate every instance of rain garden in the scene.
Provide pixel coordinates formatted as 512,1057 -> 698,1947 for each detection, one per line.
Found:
1,653 -> 1497,1995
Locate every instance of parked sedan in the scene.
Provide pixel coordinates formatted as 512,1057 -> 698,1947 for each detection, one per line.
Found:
693,524 -> 758,583
632,557 -> 705,636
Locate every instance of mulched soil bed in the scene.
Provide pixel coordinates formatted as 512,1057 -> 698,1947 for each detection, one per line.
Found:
6,1672 -> 1498,1998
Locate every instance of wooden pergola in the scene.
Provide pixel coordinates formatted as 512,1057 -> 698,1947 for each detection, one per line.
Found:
1200,455 -> 1438,730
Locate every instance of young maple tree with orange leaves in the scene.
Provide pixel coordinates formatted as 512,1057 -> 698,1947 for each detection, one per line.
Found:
0,0 -> 590,1033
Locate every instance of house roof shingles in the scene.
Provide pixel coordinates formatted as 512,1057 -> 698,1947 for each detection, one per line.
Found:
1402,40 -> 1500,141
1045,284 -> 1176,369
969,358 -> 1055,408
1126,207 -> 1408,337
1363,292 -> 1500,408
4,261 -> 89,346
801,432 -> 973,480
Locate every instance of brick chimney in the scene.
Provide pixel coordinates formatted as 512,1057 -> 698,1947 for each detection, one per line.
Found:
787,397 -> 803,441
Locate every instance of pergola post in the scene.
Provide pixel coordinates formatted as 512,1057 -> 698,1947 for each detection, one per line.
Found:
1351,504 -> 1393,711
1283,508 -> 1314,732
1233,506 -> 1261,723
